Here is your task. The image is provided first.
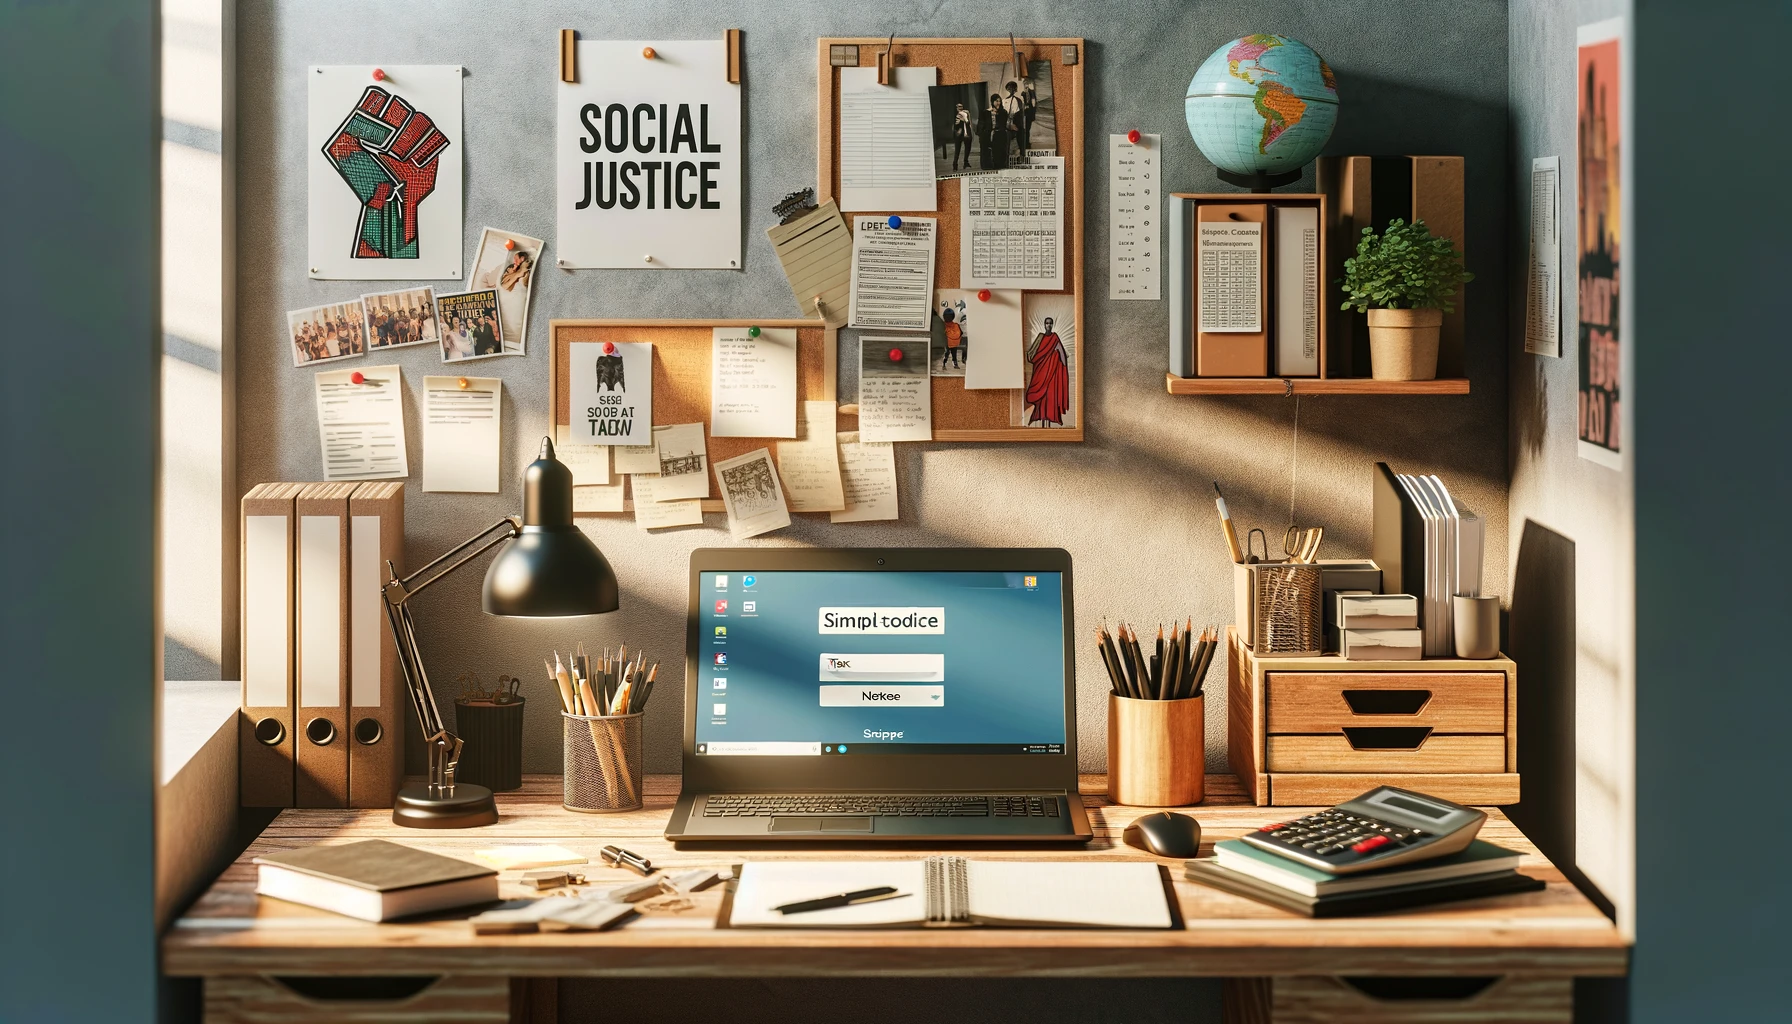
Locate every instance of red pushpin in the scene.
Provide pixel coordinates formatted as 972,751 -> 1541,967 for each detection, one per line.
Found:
602,341 -> 616,355
1127,129 -> 1141,144
372,68 -> 386,82
504,238 -> 517,251
888,347 -> 904,363
976,289 -> 991,302
350,371 -> 366,384
456,377 -> 470,390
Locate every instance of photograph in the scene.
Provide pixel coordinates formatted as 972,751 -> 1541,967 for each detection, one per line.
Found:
435,289 -> 504,363
466,227 -> 542,355
927,81 -> 989,178
978,60 -> 1056,163
1012,292 -> 1077,429
651,422 -> 710,502
359,287 -> 439,351
287,301 -> 366,367
931,294 -> 969,377
717,450 -> 783,519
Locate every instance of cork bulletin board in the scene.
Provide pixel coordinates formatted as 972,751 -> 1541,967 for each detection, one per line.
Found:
819,36 -> 1086,442
550,318 -> 835,513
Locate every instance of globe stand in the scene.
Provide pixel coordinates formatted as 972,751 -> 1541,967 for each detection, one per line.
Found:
1218,168 -> 1303,194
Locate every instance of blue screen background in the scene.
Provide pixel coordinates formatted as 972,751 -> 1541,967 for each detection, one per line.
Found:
694,571 -> 1066,748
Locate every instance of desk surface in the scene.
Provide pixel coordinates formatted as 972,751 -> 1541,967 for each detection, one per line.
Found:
164,775 -> 1627,979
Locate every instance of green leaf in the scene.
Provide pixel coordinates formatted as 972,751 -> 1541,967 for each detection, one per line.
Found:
1336,218 -> 1471,313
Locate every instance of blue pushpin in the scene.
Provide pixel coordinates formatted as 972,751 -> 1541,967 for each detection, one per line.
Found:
887,215 -> 902,229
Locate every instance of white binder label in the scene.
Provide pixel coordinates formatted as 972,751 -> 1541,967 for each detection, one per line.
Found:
299,515 -> 342,708
350,515 -> 383,708
244,515 -> 289,708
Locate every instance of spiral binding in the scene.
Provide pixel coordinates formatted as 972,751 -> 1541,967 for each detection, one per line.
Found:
924,855 -> 970,924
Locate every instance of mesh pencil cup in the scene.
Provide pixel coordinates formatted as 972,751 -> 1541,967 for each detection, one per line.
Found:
563,711 -> 644,813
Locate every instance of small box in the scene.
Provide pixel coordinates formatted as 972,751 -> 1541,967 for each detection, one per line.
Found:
1317,559 -> 1382,594
1326,589 -> 1373,625
1342,628 -> 1423,661
1337,593 -> 1419,630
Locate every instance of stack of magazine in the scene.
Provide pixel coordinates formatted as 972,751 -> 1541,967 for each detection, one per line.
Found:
1184,838 -> 1542,918
1385,469 -> 1484,656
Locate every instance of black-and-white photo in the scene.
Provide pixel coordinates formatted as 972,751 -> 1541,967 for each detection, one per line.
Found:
978,60 -> 1056,163
648,422 -> 711,502
719,454 -> 782,518
928,81 -> 989,178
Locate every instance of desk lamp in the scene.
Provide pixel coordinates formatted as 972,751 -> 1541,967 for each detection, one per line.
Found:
380,437 -> 618,827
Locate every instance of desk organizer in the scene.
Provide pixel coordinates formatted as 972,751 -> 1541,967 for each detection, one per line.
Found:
452,697 -> 524,792
563,711 -> 643,813
1233,562 -> 1325,657
1226,626 -> 1518,806
1107,693 -> 1205,806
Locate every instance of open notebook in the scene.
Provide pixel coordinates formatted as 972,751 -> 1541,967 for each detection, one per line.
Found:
729,857 -> 1174,929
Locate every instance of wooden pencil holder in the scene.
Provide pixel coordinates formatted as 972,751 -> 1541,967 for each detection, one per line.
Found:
1107,693 -> 1205,806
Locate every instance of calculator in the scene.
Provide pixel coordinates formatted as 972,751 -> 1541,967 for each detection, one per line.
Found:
1240,786 -> 1487,875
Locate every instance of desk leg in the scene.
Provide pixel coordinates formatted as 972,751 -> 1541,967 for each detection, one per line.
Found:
1222,978 -> 1273,1024
510,978 -> 558,1024
1224,975 -> 1571,1023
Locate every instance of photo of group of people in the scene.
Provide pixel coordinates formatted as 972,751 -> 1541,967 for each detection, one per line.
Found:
435,289 -> 505,363
362,288 -> 439,351
288,302 -> 366,366
466,227 -> 541,356
928,61 -> 1055,179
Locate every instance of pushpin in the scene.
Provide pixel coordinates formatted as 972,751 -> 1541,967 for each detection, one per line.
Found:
602,341 -> 616,355
812,295 -> 825,314
350,371 -> 366,385
747,325 -> 761,338
886,215 -> 902,229
1127,129 -> 1141,144
977,289 -> 991,302
504,238 -> 517,251
888,347 -> 904,363
457,377 -> 470,390
372,68 -> 386,82
642,46 -> 656,60
643,254 -> 653,263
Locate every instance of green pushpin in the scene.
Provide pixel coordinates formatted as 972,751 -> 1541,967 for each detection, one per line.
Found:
747,325 -> 761,338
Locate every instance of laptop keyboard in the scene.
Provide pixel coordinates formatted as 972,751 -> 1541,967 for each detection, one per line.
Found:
703,794 -> 1059,818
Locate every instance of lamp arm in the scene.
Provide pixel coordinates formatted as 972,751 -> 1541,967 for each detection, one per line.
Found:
383,516 -> 522,605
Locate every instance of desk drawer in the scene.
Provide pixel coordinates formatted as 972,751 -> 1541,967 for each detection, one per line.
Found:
1265,733 -> 1506,773
1266,672 -> 1505,734
204,975 -> 510,1024
1234,975 -> 1571,1024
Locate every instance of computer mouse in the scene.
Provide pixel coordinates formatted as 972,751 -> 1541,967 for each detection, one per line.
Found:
1123,811 -> 1202,858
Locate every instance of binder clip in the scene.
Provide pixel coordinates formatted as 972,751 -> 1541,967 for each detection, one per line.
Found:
559,30 -> 577,84
877,33 -> 895,85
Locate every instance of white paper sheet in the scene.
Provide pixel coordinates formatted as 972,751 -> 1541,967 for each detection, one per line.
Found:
568,341 -> 651,445
776,401 -> 846,513
1109,133 -> 1161,300
314,364 -> 409,480
935,288 -> 1023,389
766,200 -> 852,325
466,227 -> 543,355
612,441 -> 660,475
555,40 -> 741,269
711,327 -> 797,437
553,424 -> 610,485
422,376 -> 501,492
959,157 -> 1064,290
573,481 -> 626,513
838,66 -> 938,212
831,431 -> 898,523
1198,220 -> 1262,332
714,448 -> 792,539
630,474 -> 703,530
650,423 -> 709,501
1525,155 -> 1562,357
849,216 -> 938,331
858,336 -> 932,442
307,65 -> 463,281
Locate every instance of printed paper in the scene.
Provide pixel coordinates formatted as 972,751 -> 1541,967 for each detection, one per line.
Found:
1526,155 -> 1561,358
568,341 -> 652,445
838,66 -> 938,212
1108,133 -> 1161,300
553,424 -> 610,486
711,327 -> 797,438
1198,220 -> 1262,332
776,401 -> 845,513
858,336 -> 933,442
630,474 -> 703,530
1577,19 -> 1623,468
556,40 -> 741,269
766,199 -> 852,325
436,289 -> 505,361
314,364 -> 408,480
573,481 -> 626,513
612,442 -> 661,475
650,423 -> 709,502
714,448 -> 792,540
935,288 -> 1023,388
467,227 -> 542,356
849,216 -> 938,332
959,157 -> 1064,290
308,65 -> 462,281
422,375 -> 501,493
360,287 -> 439,352
831,431 -> 898,523
289,300 -> 367,366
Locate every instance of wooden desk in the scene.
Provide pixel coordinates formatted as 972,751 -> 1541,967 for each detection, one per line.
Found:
167,775 -> 1625,1023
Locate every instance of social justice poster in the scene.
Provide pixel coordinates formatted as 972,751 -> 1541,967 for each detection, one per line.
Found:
308,65 -> 463,280
556,40 -> 742,269
1576,19 -> 1622,469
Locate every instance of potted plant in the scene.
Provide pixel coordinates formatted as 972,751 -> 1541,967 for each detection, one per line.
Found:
1338,218 -> 1473,381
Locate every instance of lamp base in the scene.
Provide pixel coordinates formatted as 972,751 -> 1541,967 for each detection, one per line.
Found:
392,780 -> 499,829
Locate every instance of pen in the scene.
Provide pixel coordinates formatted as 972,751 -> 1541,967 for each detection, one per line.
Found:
774,885 -> 905,915
599,844 -> 653,876
1213,481 -> 1245,564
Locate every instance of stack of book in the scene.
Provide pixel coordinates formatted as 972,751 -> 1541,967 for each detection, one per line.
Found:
1184,838 -> 1542,917
255,839 -> 499,922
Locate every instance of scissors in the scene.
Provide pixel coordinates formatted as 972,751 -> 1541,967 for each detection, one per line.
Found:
1283,525 -> 1324,564
492,674 -> 521,705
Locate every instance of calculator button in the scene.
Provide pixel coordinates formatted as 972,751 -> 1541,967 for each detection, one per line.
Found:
1261,823 -> 1287,832
1351,835 -> 1391,854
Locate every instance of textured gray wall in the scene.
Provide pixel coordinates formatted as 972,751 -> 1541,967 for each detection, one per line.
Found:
237,0 -> 1510,776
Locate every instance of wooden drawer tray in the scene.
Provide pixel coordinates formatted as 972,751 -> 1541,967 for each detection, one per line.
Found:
1266,733 -> 1506,773
1266,672 -> 1505,733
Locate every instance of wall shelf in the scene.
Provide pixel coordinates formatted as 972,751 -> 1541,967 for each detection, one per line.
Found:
1165,373 -> 1471,396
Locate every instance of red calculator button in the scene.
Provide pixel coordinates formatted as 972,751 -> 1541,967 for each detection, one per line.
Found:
1261,823 -> 1287,832
1351,835 -> 1391,854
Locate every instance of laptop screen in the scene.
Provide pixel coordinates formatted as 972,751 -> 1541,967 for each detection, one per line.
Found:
693,570 -> 1067,756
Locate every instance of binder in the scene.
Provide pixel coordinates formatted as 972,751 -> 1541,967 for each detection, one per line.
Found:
240,482 -> 303,808
1194,202 -> 1268,377
295,482 -> 354,807
1167,196 -> 1195,377
348,481 -> 406,808
1272,204 -> 1320,376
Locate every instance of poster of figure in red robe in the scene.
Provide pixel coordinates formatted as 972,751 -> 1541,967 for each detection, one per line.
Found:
1012,293 -> 1077,428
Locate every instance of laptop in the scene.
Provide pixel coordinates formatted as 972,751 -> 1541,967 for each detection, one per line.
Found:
664,548 -> 1093,843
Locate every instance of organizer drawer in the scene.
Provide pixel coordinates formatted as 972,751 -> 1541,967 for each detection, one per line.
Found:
1265,733 -> 1506,773
1265,672 -> 1505,734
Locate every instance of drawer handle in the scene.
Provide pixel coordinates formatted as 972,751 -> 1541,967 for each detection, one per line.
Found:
1341,977 -> 1500,1001
1341,689 -> 1431,715
1342,726 -> 1432,750
269,976 -> 441,1003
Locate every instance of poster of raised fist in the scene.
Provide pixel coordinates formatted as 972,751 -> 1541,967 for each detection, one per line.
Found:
308,65 -> 463,280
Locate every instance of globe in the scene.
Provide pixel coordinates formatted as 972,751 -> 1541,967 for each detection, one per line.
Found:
1185,34 -> 1339,183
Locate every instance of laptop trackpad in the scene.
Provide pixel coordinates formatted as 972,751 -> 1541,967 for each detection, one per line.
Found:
769,816 -> 873,833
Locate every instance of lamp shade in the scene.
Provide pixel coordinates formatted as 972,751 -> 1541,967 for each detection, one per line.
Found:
483,437 -> 620,616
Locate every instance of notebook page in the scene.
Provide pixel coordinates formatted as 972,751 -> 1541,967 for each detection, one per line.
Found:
965,861 -> 1172,929
729,861 -> 927,928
